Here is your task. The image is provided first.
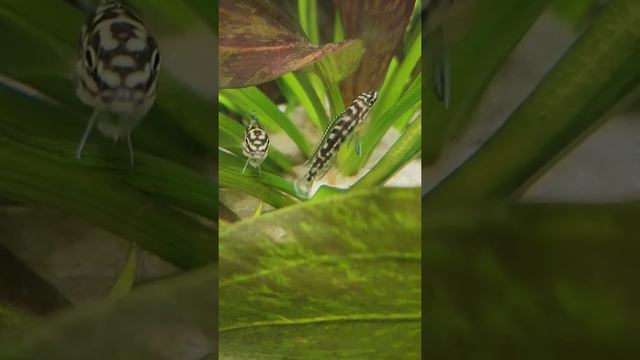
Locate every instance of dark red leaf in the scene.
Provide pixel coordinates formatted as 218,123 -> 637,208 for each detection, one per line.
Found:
219,0 -> 362,89
335,0 -> 416,102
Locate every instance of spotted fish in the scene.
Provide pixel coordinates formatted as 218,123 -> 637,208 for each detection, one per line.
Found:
75,0 -> 160,164
242,113 -> 270,175
294,91 -> 378,196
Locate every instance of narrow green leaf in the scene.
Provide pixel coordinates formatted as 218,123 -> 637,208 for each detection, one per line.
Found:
253,201 -> 263,218
219,151 -> 299,208
298,0 -> 319,45
423,0 -> 549,164
108,243 -> 138,301
425,0 -> 640,208
333,8 -> 344,42
220,87 -> 312,156
278,72 -> 330,129
219,112 -> 292,173
219,151 -> 303,201
373,24 -> 421,121
127,154 -> 217,220
352,115 -> 421,189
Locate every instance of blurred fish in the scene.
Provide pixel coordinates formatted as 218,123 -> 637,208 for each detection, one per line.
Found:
424,0 -> 476,108
74,0 -> 161,164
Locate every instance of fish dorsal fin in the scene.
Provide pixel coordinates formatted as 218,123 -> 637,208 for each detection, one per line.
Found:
305,109 -> 346,166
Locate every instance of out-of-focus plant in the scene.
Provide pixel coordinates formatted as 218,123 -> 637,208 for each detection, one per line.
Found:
423,0 -> 640,357
0,0 -> 216,358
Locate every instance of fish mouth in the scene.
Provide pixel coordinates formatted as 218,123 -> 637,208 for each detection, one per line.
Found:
100,88 -> 153,114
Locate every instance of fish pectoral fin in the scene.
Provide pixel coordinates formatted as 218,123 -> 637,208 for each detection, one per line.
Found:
353,134 -> 362,157
430,25 -> 450,108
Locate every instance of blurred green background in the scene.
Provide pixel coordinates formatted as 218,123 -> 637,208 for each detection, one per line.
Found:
424,0 -> 640,358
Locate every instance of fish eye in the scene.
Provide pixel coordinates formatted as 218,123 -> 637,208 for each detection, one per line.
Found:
84,48 -> 95,70
368,93 -> 377,106
151,49 -> 161,72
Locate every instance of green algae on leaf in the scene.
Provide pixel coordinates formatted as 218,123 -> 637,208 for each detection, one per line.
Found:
219,188 -> 421,359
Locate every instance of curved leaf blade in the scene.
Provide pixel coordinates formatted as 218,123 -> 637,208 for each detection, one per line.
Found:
219,188 -> 421,359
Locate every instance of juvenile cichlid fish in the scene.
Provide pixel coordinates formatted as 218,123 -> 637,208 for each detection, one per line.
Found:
75,0 -> 161,165
242,113 -> 270,175
294,91 -> 378,197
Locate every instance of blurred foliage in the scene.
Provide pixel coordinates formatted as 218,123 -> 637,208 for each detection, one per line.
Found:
552,0 -> 601,28
0,267 -> 217,359
424,0 -> 640,357
425,201 -> 640,359
0,0 -> 216,358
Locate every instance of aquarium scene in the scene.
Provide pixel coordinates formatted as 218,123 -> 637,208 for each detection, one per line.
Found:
218,0 -> 421,358
0,0 -> 639,358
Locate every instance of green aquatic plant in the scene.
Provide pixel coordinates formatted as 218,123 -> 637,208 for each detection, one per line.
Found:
218,0 -> 421,204
218,0 -> 421,358
424,0 -> 640,357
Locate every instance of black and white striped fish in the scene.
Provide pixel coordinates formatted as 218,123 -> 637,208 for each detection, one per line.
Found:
242,113 -> 270,175
294,91 -> 378,196
75,0 -> 160,164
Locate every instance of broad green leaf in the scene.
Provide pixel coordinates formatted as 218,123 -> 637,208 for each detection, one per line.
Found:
425,0 -> 640,208
425,201 -> 640,358
253,201 -> 263,217
220,188 -> 421,359
0,266 -> 217,359
108,243 -> 138,301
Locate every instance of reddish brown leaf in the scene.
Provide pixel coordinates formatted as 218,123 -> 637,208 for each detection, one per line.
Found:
336,0 -> 416,102
219,0 -> 363,89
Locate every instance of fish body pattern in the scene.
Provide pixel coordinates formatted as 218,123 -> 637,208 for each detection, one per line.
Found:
295,91 -> 378,197
75,0 -> 160,163
242,114 -> 270,175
